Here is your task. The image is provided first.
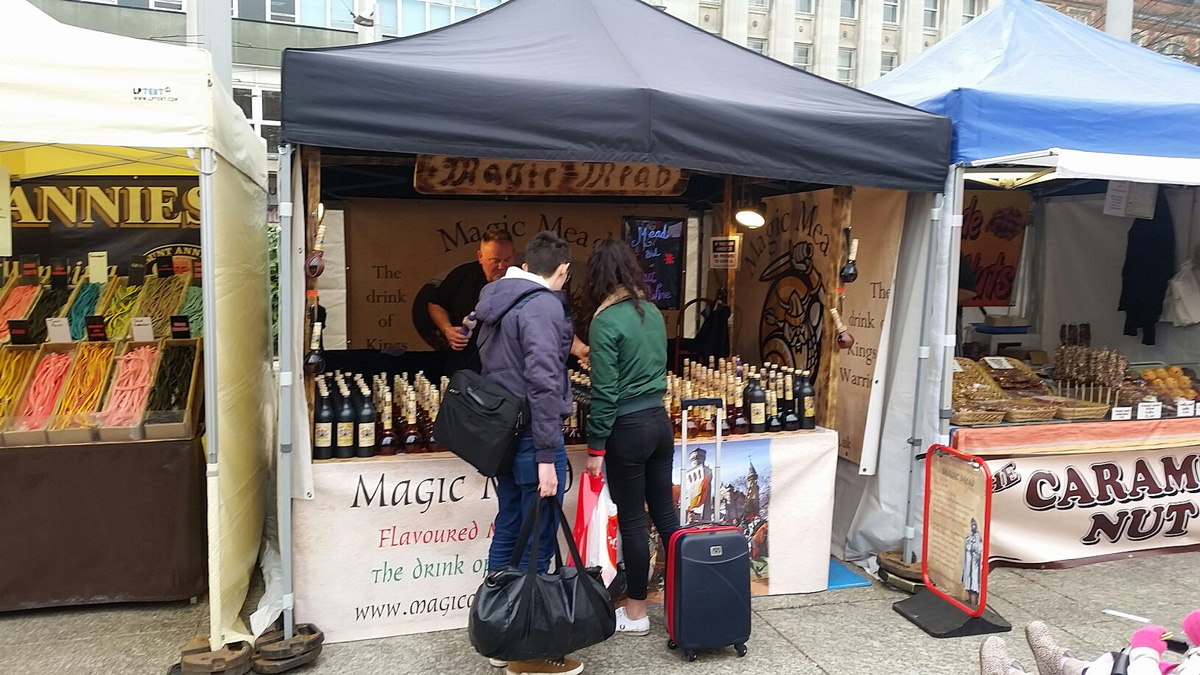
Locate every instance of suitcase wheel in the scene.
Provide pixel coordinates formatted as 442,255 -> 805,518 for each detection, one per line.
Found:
735,643 -> 748,657
667,640 -> 677,651
685,649 -> 698,663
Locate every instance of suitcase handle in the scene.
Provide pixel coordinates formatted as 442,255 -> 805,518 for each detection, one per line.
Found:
681,397 -> 723,411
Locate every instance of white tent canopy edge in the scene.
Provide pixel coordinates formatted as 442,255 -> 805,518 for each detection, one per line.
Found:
0,0 -> 271,649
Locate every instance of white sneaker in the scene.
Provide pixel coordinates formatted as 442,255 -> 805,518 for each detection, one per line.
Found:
614,606 -> 650,636
488,658 -> 508,668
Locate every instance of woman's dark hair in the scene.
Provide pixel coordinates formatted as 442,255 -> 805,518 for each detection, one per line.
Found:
583,238 -> 649,321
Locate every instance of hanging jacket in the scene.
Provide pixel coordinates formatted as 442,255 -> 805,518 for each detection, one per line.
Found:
1119,190 -> 1175,345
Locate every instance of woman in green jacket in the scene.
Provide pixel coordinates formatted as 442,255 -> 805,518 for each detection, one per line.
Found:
582,238 -> 677,636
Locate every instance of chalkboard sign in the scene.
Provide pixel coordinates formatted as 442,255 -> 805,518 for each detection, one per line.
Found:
622,217 -> 683,311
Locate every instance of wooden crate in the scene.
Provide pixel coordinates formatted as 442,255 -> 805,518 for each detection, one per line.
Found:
46,341 -> 119,445
95,340 -> 164,442
145,338 -> 202,440
3,343 -> 77,446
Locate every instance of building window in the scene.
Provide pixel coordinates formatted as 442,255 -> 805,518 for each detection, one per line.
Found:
748,0 -> 770,9
881,52 -> 899,74
793,43 -> 813,71
1164,41 -> 1189,59
1066,7 -> 1092,24
796,0 -> 814,13
837,48 -> 856,84
923,0 -> 939,28
233,86 -> 282,154
883,0 -> 900,23
747,37 -> 768,54
962,0 -> 978,23
840,0 -> 857,19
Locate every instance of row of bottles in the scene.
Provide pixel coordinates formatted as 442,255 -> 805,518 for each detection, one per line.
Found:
312,369 -> 448,460
563,357 -> 818,445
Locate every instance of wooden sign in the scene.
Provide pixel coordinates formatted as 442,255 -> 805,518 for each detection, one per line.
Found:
414,155 -> 688,196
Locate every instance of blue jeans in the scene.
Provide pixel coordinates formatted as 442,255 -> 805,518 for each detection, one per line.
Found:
488,429 -> 568,574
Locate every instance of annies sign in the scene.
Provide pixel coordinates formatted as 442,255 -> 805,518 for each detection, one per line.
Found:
8,177 -> 201,273
414,156 -> 688,196
984,447 -> 1200,565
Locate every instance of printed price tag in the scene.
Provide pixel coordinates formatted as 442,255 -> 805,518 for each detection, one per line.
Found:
983,356 -> 1014,369
88,252 -> 109,284
7,320 -> 32,345
131,316 -> 155,342
1137,401 -> 1163,420
170,315 -> 191,339
46,317 -> 71,343
1177,400 -> 1196,418
85,315 -> 107,342
1110,406 -> 1133,421
952,360 -> 964,373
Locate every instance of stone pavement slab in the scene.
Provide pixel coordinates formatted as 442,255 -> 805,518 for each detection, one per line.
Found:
1,552 -> 1196,674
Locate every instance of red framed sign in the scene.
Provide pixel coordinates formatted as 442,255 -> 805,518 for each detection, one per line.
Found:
921,444 -> 994,617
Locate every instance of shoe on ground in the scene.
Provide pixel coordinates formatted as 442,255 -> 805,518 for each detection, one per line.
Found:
506,657 -> 584,675
1026,620 -> 1073,675
489,658 -> 507,668
614,606 -> 650,636
980,636 -> 1024,675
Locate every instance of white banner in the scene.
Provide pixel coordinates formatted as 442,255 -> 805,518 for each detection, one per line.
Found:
294,431 -> 837,643
985,446 -> 1200,566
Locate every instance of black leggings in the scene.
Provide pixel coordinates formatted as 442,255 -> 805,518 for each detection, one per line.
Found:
604,406 -> 679,601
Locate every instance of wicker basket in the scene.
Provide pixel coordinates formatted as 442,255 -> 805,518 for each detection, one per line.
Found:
982,356 -> 1052,395
951,410 -> 1006,426
954,358 -> 1007,401
1056,404 -> 1111,421
1004,398 -> 1058,423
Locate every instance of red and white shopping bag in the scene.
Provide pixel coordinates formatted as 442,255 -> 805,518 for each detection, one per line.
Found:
571,472 -> 623,586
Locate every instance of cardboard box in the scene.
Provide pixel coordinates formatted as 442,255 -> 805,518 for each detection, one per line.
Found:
984,314 -> 1028,327
46,341 -> 118,445
94,339 -> 164,442
144,338 -> 202,440
4,343 -> 77,446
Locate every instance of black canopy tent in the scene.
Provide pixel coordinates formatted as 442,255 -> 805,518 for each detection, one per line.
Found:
280,0 -> 951,191
273,0 -> 954,640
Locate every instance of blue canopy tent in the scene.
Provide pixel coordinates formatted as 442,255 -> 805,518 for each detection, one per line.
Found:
840,0 -> 1200,566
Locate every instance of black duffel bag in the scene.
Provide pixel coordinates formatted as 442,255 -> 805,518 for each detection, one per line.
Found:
469,497 -> 616,662
434,368 -> 527,477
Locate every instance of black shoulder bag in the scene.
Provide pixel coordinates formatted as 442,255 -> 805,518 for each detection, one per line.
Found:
434,288 -> 547,477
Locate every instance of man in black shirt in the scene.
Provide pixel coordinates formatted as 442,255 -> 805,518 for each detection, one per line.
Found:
428,230 -> 516,373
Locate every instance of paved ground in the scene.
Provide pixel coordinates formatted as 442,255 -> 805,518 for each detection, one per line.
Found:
3,552 -> 1198,674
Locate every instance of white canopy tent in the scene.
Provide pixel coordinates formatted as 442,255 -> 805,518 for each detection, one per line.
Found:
0,0 -> 272,648
843,0 -> 1200,566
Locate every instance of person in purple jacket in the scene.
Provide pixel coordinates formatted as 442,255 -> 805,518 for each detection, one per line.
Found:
474,231 -> 582,675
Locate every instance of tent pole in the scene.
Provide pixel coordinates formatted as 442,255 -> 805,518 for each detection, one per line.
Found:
900,189 -> 945,563
277,144 -> 296,641
939,166 -> 966,443
199,148 -> 224,647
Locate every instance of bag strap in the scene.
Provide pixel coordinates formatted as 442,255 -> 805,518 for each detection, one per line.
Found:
477,287 -> 552,353
508,497 -> 544,572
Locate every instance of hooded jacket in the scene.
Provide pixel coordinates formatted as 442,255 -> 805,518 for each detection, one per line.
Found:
475,268 -> 574,464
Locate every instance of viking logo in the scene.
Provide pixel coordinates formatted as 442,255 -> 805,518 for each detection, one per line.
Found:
758,242 -> 824,375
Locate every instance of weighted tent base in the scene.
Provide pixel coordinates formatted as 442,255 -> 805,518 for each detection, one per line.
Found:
893,589 -> 1011,639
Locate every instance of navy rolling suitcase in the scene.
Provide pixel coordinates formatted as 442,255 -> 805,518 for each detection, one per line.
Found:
665,398 -> 751,662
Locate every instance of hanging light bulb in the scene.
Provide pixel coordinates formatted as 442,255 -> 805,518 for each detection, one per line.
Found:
735,202 -> 767,229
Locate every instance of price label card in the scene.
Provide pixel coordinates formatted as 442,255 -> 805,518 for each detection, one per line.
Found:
85,315 -> 108,342
130,316 -> 155,342
7,320 -> 32,345
46,317 -> 71,343
983,356 -> 1013,369
170,315 -> 191,339
952,360 -> 964,373
1111,406 -> 1133,421
1178,400 -> 1196,418
1137,401 -> 1163,420
88,252 -> 109,284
